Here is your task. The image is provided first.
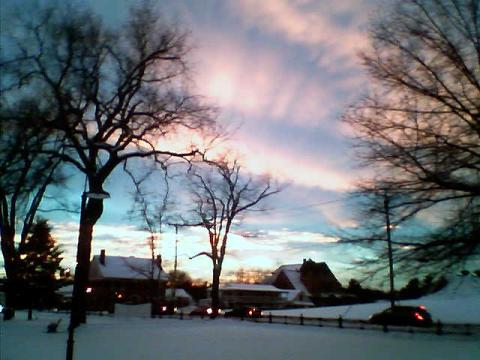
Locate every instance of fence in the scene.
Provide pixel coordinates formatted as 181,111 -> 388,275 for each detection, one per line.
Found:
170,311 -> 479,337
252,313 -> 479,336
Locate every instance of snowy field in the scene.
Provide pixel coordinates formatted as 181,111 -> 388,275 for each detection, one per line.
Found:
270,274 -> 480,324
1,275 -> 479,360
1,312 -> 480,360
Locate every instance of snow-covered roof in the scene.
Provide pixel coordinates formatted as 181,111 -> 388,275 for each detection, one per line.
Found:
56,284 -> 74,296
284,289 -> 301,302
267,264 -> 311,296
165,288 -> 193,299
221,283 -> 288,293
283,289 -> 315,307
90,255 -> 168,281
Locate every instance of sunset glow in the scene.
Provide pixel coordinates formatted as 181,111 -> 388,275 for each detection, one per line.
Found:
1,0 -> 375,282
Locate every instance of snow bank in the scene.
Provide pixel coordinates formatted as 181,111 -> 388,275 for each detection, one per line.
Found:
269,275 -> 480,324
427,274 -> 480,299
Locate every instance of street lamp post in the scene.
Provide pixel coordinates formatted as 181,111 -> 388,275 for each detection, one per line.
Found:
383,191 -> 395,309
66,190 -> 110,360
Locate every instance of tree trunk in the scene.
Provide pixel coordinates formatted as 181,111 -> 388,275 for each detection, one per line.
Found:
210,264 -> 221,316
70,196 -> 104,327
150,278 -> 158,318
0,227 -> 18,313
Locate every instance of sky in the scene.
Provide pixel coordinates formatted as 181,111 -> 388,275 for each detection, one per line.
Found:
2,0 -> 384,284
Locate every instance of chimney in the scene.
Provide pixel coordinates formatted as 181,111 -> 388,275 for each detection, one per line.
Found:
100,249 -> 106,265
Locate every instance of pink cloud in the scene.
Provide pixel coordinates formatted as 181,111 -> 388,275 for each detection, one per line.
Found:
233,137 -> 354,191
230,0 -> 373,72
191,30 -> 336,127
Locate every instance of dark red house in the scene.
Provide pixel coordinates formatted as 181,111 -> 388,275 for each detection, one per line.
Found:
87,250 -> 168,312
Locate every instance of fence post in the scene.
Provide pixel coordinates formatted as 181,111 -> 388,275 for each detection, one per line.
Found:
436,320 -> 442,335
269,313 -> 272,324
284,316 -> 288,325
382,323 -> 388,332
338,316 -> 343,328
180,311 -> 183,320
464,324 -> 471,336
300,314 -> 304,325
318,318 -> 322,327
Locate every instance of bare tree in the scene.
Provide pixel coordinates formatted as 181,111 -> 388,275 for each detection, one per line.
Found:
0,102 -> 65,310
126,167 -> 173,317
185,159 -> 280,313
343,0 -> 480,274
1,1 -> 215,326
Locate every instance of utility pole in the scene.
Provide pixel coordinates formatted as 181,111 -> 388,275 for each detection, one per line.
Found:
383,191 -> 395,308
173,225 -> 178,299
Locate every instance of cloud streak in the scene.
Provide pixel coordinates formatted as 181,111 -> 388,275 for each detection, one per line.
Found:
230,0 -> 373,73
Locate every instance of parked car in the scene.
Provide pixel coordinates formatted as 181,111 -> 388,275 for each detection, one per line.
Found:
190,305 -> 222,317
224,306 -> 263,318
369,305 -> 433,327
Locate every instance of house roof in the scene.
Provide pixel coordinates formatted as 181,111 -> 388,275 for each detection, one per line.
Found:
165,288 -> 193,299
220,283 -> 288,293
276,264 -> 302,272
89,255 -> 168,281
267,264 -> 311,297
284,289 -> 315,306
56,284 -> 74,297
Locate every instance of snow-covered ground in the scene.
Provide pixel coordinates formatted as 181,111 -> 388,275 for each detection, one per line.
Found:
2,312 -> 479,360
270,274 -> 480,324
1,275 -> 479,360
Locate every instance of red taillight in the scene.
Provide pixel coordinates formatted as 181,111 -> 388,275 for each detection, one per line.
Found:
248,310 -> 253,316
414,312 -> 424,321
419,305 -> 426,310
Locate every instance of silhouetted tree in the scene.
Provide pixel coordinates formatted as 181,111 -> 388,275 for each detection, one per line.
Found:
347,279 -> 362,294
0,103 -> 65,311
231,267 -> 272,284
126,168 -> 173,317
398,278 -> 421,299
16,219 -> 63,316
1,1 -> 215,326
343,0 -> 479,274
186,158 -> 279,313
168,270 -> 192,288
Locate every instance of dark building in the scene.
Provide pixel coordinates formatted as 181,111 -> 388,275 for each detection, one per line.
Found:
265,259 -> 342,306
299,259 -> 343,295
87,249 -> 168,312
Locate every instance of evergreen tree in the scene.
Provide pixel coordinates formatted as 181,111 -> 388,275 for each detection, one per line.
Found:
16,219 -> 63,309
